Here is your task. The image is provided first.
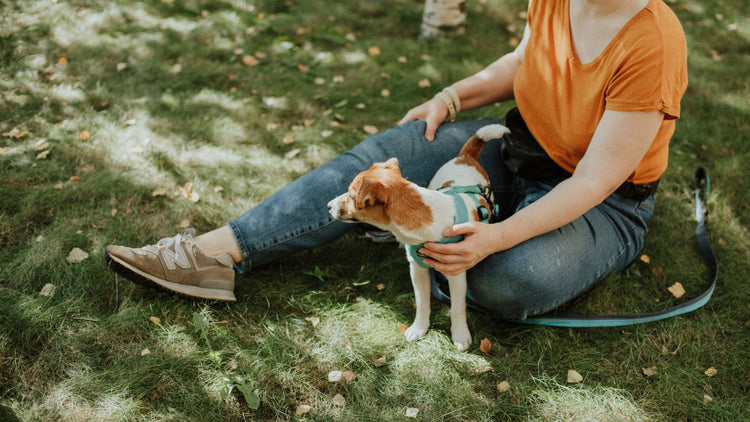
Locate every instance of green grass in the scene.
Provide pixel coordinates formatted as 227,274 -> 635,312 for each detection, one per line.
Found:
1,0 -> 748,420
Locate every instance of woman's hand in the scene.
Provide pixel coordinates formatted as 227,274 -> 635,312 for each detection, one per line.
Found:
398,97 -> 449,142
419,222 -> 502,275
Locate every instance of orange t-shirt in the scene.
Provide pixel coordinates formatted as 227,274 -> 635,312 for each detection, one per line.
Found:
514,0 -> 688,184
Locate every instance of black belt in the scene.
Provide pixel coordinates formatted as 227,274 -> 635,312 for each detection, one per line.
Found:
615,179 -> 659,202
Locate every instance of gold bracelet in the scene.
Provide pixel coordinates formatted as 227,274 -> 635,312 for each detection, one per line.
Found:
443,87 -> 461,113
435,91 -> 456,121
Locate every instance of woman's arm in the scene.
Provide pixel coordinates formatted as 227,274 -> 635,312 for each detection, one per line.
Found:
398,24 -> 530,141
421,109 -> 665,275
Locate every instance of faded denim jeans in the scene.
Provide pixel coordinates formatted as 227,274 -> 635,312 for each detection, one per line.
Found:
228,118 -> 654,320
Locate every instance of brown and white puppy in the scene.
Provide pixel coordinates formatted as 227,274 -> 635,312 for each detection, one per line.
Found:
327,124 -> 509,351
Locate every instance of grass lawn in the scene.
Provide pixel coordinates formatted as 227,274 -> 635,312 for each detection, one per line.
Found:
1,0 -> 748,420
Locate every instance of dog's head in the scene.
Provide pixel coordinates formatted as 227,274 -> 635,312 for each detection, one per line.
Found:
327,158 -> 433,233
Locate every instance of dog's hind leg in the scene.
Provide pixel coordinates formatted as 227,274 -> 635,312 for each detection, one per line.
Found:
405,261 -> 431,342
446,273 -> 471,351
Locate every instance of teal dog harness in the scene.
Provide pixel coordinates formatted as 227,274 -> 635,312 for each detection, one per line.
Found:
406,185 -> 493,269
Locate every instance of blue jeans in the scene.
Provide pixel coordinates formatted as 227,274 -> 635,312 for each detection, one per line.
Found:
228,119 -> 654,320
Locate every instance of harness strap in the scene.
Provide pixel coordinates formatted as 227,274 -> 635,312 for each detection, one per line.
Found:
407,185 -> 490,268
430,168 -> 718,327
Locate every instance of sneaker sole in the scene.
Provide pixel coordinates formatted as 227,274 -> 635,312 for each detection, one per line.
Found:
104,250 -> 236,301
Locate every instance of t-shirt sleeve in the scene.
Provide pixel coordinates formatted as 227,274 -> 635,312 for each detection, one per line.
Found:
605,13 -> 687,120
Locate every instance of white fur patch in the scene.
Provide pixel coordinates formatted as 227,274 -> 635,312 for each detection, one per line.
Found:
476,124 -> 510,141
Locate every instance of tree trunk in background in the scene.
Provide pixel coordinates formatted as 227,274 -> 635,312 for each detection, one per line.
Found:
421,0 -> 467,38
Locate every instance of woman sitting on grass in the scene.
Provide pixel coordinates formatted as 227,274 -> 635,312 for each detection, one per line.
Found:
106,0 -> 687,321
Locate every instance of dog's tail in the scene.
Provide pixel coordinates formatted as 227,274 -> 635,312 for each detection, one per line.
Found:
458,124 -> 511,160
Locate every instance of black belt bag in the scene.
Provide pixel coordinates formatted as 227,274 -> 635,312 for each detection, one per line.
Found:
499,107 -> 658,201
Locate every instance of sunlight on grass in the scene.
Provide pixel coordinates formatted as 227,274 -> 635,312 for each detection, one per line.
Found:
528,378 -> 651,422
40,375 -> 143,421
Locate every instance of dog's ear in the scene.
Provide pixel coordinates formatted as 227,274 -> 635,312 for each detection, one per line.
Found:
358,179 -> 389,208
382,157 -> 399,170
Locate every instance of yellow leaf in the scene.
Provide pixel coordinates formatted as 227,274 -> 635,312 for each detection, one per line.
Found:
150,316 -> 161,325
397,323 -> 408,334
69,175 -> 81,183
566,369 -> 583,384
332,394 -> 345,406
242,55 -> 260,67
295,405 -> 312,415
642,366 -> 658,377
178,218 -> 191,229
79,130 -> 90,140
380,89 -> 390,97
58,57 -> 68,65
363,125 -> 378,135
418,78 -> 431,88
640,254 -> 650,264
152,188 -> 168,197
368,45 -> 381,57
667,282 -> 686,299
376,283 -> 385,291
497,380 -> 511,393
372,355 -> 386,367
704,367 -> 717,377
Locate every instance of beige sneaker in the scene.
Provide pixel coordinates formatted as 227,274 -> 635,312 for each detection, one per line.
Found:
104,229 -> 236,301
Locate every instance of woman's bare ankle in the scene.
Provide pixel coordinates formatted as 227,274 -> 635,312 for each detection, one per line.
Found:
195,226 -> 243,263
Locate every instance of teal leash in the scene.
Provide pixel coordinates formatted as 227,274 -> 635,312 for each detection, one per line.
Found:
430,168 -> 718,327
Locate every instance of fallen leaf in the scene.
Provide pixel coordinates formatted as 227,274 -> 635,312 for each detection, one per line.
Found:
66,248 -> 89,263
668,282 -> 686,298
141,348 -> 151,356
178,218 -> 191,229
640,254 -> 650,264
497,380 -> 511,393
480,338 -> 492,354
179,182 -> 200,202
58,57 -> 68,65
418,78 -> 431,88
372,355 -> 387,367
117,62 -> 128,71
111,209 -> 117,217
342,371 -> 356,383
363,125 -> 378,135
328,370 -> 343,382
54,182 -> 64,189
380,89 -> 390,97
2,128 -> 28,138
296,405 -> 312,415
285,148 -> 301,159
566,369 -> 583,384
152,188 -> 168,197
368,45 -> 381,57
376,283 -> 385,291
79,130 -> 90,140
305,316 -> 320,327
150,316 -> 161,325
405,407 -> 419,418
282,134 -> 294,144
69,175 -> 81,183
296,63 -> 309,73
703,394 -> 713,404
332,394 -> 345,406
642,366 -> 658,377
397,56 -> 407,63
36,150 -> 50,160
397,323 -> 408,334
704,367 -> 717,377
40,283 -> 56,297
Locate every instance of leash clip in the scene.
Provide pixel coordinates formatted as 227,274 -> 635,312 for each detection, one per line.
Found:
694,167 -> 710,224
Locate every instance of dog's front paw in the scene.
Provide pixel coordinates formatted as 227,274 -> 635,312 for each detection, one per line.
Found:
405,324 -> 429,342
451,327 -> 472,352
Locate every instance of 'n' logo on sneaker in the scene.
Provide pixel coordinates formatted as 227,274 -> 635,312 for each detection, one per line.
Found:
161,245 -> 191,270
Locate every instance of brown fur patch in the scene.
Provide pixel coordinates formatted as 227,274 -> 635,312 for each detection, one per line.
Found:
346,161 -> 433,230
455,135 -> 490,180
